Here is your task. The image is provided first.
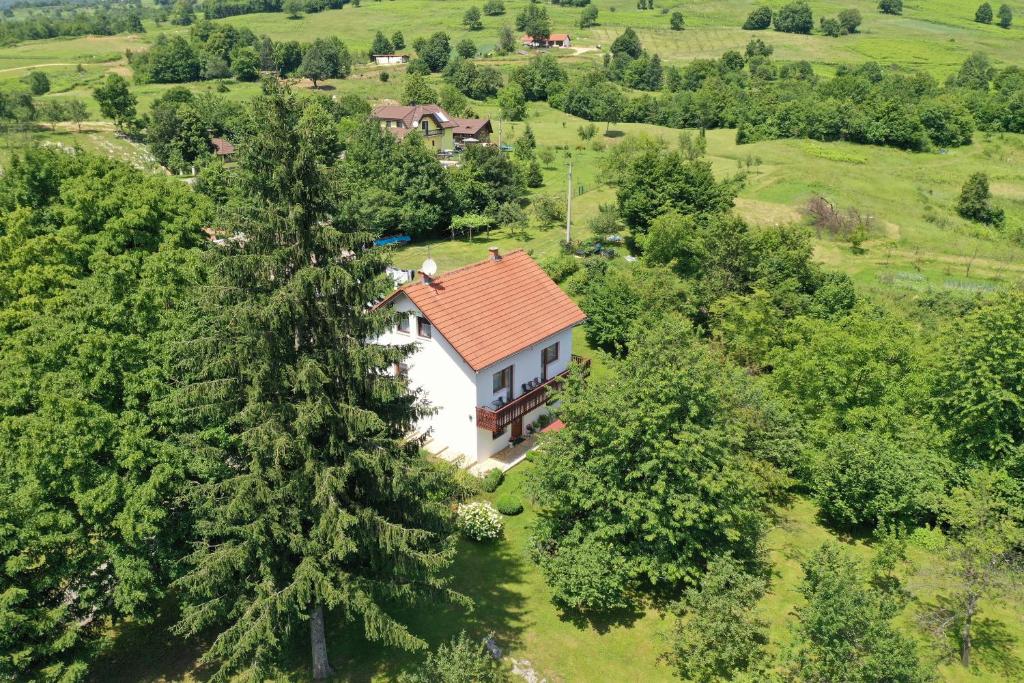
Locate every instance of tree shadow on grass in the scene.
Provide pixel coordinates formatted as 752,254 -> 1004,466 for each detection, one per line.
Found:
312,536 -> 531,682
91,597 -> 213,682
554,600 -> 646,635
916,595 -> 1024,679
603,130 -> 625,139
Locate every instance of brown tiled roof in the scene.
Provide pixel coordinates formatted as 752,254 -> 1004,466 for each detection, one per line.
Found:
452,118 -> 492,136
383,250 -> 586,371
371,104 -> 457,129
211,137 -> 235,155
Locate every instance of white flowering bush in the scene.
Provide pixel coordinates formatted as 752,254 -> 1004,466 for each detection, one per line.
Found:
456,501 -> 503,542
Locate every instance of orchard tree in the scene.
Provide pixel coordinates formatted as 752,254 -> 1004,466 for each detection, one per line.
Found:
530,315 -> 781,610
774,0 -> 814,33
933,290 -> 1024,464
516,3 -> 550,40
283,0 -> 302,18
617,147 -> 737,231
788,543 -> 929,682
998,3 -> 1012,27
668,556 -> 769,682
93,73 -> 137,131
878,0 -> 902,15
975,2 -> 993,23
498,82 -> 527,120
483,0 -> 505,16
65,97 -> 87,132
456,38 -> 477,58
838,8 -> 862,33
957,172 -> 1004,225
743,6 -> 772,29
392,30 -> 406,50
496,25 -> 518,54
170,84 -> 466,681
670,11 -> 684,30
402,73 -> 438,105
23,70 -> 49,95
463,5 -> 484,30
579,5 -> 599,28
371,30 -> 394,56
920,469 -> 1024,668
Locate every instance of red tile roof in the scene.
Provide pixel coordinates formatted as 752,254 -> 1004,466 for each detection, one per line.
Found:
541,419 -> 565,433
383,250 -> 586,371
211,137 -> 235,156
522,33 -> 571,43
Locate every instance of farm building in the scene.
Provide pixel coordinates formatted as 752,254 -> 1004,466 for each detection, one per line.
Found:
372,54 -> 410,65
521,33 -> 571,48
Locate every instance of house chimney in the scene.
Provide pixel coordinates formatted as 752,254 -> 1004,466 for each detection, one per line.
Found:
488,247 -> 501,261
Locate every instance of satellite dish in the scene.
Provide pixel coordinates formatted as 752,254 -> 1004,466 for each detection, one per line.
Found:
421,258 -> 437,277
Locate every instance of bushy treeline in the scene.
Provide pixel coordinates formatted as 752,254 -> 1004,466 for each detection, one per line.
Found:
516,32 -> 1023,151
0,4 -> 143,45
129,19 -> 350,84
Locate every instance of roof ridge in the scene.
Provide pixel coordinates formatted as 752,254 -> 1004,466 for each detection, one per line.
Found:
424,248 -> 528,284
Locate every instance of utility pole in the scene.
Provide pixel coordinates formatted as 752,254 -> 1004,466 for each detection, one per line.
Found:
565,156 -> 572,244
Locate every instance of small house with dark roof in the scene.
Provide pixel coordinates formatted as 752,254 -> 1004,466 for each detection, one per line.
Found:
452,117 -> 493,144
375,248 -> 588,465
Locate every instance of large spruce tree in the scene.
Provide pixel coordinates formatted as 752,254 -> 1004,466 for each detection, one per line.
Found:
170,83 -> 465,679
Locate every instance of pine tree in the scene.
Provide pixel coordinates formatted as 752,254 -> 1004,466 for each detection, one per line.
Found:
371,30 -> 394,57
170,84 -> 466,681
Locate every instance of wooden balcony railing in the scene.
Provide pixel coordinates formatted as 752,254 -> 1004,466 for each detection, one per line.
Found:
476,355 -> 590,432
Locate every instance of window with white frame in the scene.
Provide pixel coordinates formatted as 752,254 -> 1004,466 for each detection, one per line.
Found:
397,313 -> 410,334
492,365 -> 513,400
541,342 -> 559,381
417,316 -> 432,339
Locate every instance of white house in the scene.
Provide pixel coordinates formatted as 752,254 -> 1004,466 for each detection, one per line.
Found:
376,248 -> 588,464
372,54 -> 410,65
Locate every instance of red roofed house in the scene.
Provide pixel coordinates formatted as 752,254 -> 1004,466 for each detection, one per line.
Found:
521,33 -> 571,48
376,248 -> 588,464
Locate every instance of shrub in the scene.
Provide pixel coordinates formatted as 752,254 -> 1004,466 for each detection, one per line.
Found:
670,11 -> 684,30
743,5 -> 772,30
541,254 -> 582,282
495,495 -> 524,516
456,502 -> 504,541
975,2 -> 993,23
957,172 -> 1004,225
481,468 -> 504,492
774,1 -> 813,34
878,0 -> 902,15
483,0 -> 505,16
379,71 -> 389,82
838,8 -> 862,33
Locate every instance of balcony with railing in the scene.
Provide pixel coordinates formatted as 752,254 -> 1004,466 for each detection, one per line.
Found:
476,355 -> 590,432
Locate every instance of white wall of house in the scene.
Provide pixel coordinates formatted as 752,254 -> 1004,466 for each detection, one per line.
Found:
378,297 -> 577,463
473,327 -> 575,459
378,295 -> 478,462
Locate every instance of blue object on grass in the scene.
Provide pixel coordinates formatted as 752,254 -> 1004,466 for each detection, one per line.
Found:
373,234 -> 411,247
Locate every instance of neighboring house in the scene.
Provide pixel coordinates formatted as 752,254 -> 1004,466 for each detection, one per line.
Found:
211,137 -> 235,162
371,104 -> 493,152
452,117 -> 493,144
521,33 -> 571,48
376,248 -> 588,464
372,54 -> 410,65
371,104 -> 456,150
